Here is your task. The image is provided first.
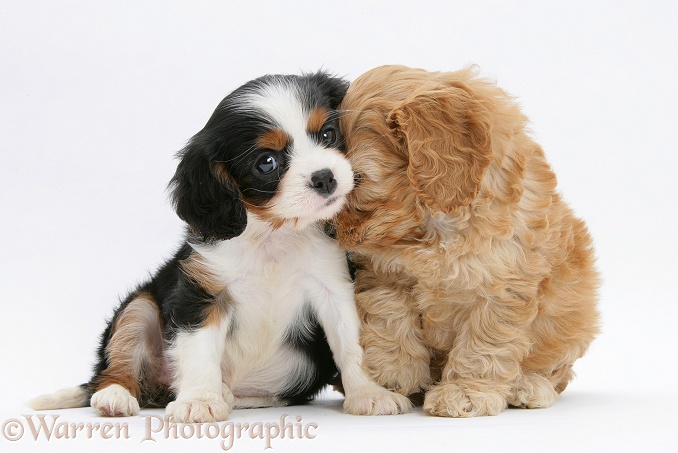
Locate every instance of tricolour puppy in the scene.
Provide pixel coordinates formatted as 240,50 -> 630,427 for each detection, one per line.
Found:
335,65 -> 600,417
29,71 -> 410,422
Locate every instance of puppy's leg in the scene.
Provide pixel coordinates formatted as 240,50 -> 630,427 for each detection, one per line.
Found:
311,278 -> 412,415
90,294 -> 163,416
165,315 -> 232,423
356,280 -> 431,396
517,244 -> 600,403
510,305 -> 598,407
423,294 -> 534,417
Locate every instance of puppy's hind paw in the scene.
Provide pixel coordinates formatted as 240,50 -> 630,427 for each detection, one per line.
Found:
507,372 -> 557,409
344,384 -> 412,415
91,384 -> 140,417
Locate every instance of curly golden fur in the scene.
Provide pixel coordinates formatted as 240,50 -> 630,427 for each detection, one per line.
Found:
335,65 -> 600,417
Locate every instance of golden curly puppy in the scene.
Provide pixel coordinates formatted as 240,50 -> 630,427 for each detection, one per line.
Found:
335,65 -> 600,417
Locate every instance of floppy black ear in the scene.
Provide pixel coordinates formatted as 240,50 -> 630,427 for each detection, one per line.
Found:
169,139 -> 247,242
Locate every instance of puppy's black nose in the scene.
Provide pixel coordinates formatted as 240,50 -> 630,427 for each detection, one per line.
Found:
310,169 -> 337,196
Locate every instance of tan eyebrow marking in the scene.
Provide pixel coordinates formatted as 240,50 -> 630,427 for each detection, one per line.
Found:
307,107 -> 330,133
256,129 -> 290,151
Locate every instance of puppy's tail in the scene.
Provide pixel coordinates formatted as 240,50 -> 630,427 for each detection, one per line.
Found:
27,384 -> 90,410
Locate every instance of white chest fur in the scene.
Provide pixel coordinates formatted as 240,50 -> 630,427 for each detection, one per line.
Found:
187,215 -> 348,395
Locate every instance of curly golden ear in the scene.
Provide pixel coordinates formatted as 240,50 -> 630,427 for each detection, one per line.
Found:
388,83 -> 493,214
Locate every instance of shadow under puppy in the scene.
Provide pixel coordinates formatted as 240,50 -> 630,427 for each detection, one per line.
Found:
335,65 -> 600,417
29,71 -> 410,422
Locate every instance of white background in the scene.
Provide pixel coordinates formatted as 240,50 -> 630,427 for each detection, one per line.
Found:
1,1 -> 677,451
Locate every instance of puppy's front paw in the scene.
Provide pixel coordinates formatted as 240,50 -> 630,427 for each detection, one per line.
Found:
166,392 -> 231,423
423,382 -> 506,417
344,384 -> 412,415
91,384 -> 140,417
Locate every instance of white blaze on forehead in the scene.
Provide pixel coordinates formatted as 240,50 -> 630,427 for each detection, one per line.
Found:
241,81 -> 310,150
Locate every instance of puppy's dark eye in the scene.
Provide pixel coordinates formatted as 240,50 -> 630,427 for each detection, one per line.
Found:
255,155 -> 278,174
320,125 -> 338,147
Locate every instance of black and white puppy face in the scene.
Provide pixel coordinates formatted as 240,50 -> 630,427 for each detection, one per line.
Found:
170,72 -> 352,242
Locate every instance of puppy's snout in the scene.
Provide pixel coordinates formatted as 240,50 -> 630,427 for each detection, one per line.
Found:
310,168 -> 337,197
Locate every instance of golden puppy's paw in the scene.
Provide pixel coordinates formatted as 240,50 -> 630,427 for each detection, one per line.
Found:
423,382 -> 507,417
91,384 -> 140,417
166,391 -> 231,423
344,384 -> 412,415
507,372 -> 558,409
